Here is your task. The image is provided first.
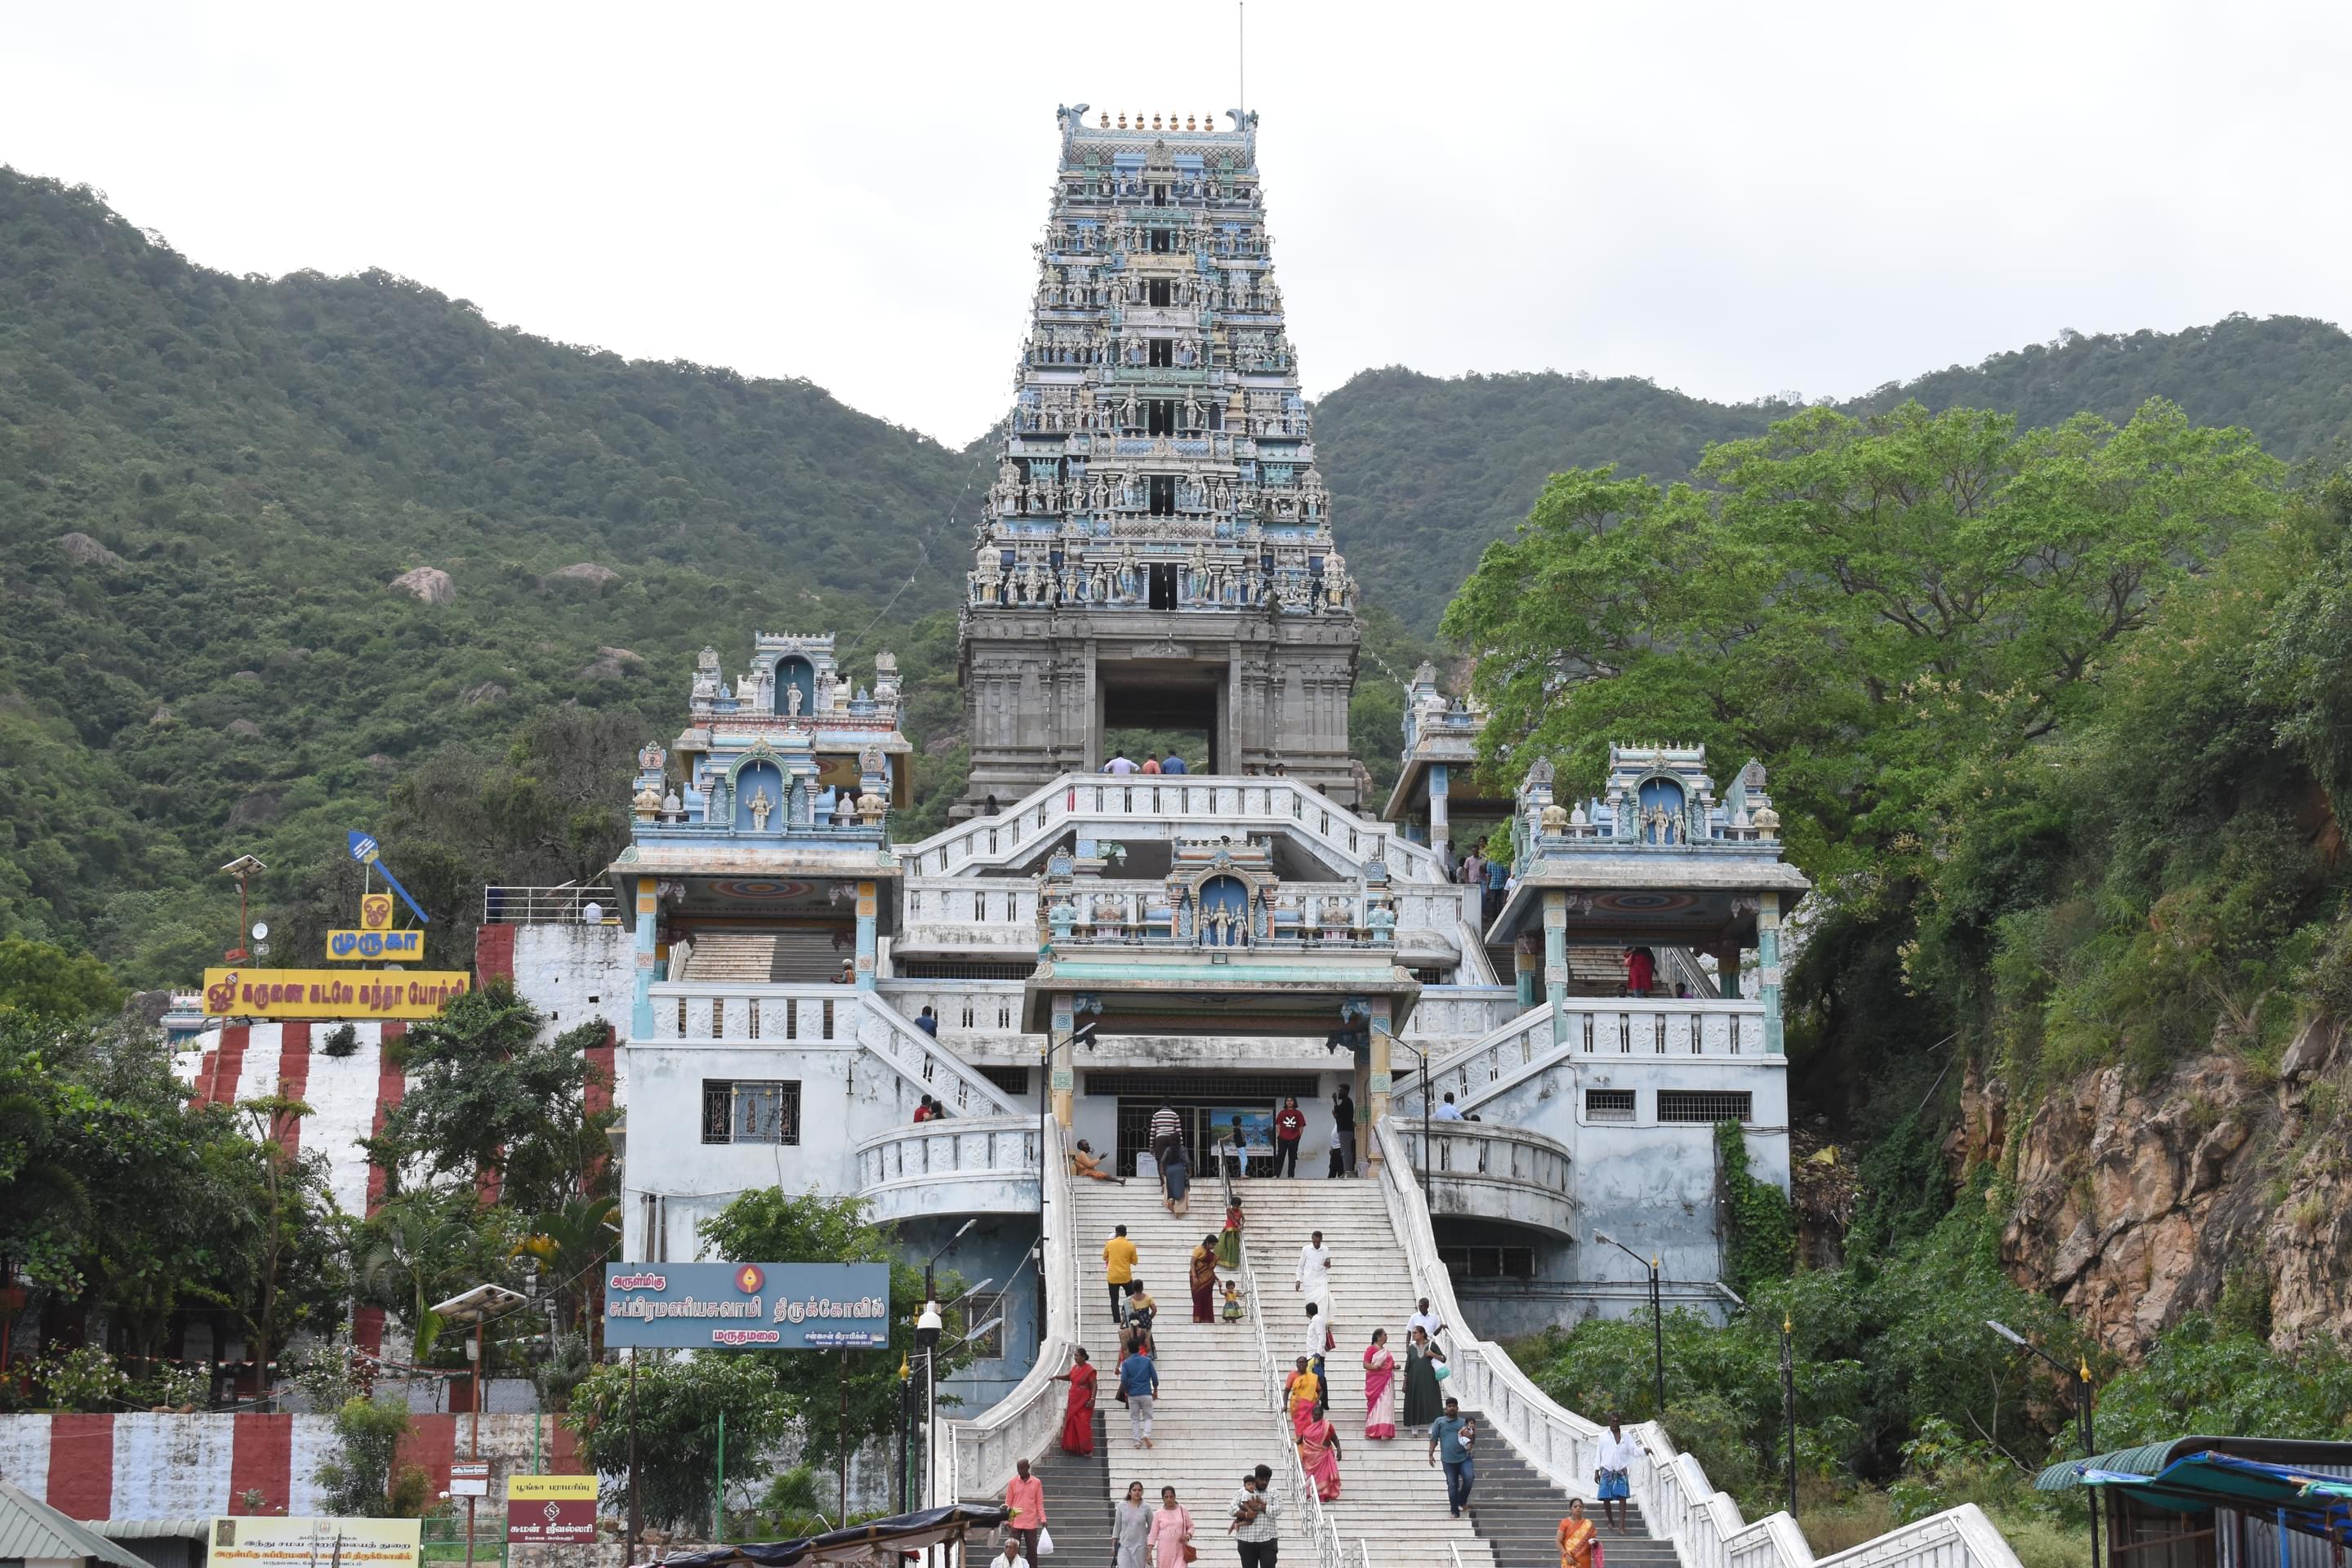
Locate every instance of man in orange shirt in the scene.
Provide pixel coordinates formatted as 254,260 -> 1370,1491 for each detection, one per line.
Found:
1004,1456 -> 1046,1561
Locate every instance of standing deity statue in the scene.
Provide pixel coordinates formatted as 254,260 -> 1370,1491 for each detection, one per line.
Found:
1184,395 -> 1201,430
747,788 -> 773,831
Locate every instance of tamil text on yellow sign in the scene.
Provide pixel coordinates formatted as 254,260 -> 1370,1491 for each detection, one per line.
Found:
209,1517 -> 421,1568
203,968 -> 470,1020
326,929 -> 423,960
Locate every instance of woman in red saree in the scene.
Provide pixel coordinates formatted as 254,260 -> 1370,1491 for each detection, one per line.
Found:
1052,1347 -> 1098,1454
1362,1329 -> 1397,1440
1297,1410 -> 1343,1501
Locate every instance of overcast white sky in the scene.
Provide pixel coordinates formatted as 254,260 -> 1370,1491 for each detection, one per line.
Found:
5,0 -> 2349,448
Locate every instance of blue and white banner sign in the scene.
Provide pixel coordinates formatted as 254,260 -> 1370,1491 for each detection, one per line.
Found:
602,1262 -> 892,1349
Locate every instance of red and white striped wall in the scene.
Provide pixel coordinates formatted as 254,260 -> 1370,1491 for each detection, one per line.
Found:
0,1412 -> 588,1520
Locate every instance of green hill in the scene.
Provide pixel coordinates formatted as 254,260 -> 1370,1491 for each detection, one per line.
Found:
9,164 -> 2352,981
1316,315 -> 2352,631
0,168 -> 975,981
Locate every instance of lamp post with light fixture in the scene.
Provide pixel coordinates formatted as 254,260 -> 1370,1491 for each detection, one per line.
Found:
1989,1319 -> 2098,1568
1593,1230 -> 1665,1415
428,1283 -> 528,1568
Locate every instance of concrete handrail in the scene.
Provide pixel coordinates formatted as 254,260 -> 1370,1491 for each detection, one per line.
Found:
935,1120 -> 1077,1510
1370,1117 -> 2028,1568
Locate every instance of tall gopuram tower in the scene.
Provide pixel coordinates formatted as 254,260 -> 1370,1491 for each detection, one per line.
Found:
956,105 -> 1360,818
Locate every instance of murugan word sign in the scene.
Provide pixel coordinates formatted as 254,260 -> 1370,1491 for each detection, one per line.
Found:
203,967 -> 470,1020
603,1262 -> 892,1349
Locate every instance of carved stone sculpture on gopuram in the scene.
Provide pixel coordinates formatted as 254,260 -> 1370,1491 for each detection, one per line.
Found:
956,106 -> 1361,818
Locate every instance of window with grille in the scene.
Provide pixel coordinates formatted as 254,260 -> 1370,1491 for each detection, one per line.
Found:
979,1067 -> 1031,1098
956,1290 -> 1008,1360
1657,1089 -> 1753,1125
1585,1089 -> 1637,1123
1439,1246 -> 1536,1281
702,1080 -> 801,1144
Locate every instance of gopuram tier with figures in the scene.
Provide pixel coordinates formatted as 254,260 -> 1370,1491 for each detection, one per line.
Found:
958,105 -> 1361,816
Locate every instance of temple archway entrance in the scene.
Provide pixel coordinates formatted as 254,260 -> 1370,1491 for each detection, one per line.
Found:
1097,658 -> 1223,773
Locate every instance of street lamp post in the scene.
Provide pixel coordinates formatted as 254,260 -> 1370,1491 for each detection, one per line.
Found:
1989,1321 -> 2099,1568
896,1352 -> 915,1515
1595,1231 -> 1665,1416
428,1284 -> 528,1568
915,1299 -> 943,1508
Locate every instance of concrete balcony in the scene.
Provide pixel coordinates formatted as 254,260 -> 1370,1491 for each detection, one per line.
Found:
1393,1120 -> 1576,1237
852,1116 -> 1042,1223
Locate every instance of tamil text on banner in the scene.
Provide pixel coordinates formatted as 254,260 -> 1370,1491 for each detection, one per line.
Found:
203,968 -> 470,1020
507,1474 -> 599,1544
326,929 -> 424,961
209,1518 -> 421,1568
603,1262 -> 892,1349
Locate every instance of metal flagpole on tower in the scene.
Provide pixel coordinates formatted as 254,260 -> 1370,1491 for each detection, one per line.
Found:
1239,2 -> 1245,120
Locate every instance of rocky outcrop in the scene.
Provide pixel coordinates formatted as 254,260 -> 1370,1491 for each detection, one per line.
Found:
57,532 -> 126,567
1997,1036 -> 2352,1358
545,562 -> 620,590
390,565 -> 455,604
579,646 -> 644,679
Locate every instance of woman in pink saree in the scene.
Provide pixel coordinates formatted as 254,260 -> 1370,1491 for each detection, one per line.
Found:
1362,1328 -> 1397,1440
1297,1410 -> 1343,1501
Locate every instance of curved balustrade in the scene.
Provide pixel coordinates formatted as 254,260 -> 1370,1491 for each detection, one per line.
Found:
1396,997 -> 1779,1114
852,1116 -> 1040,1224
934,1121 -> 1079,1509
900,773 -> 1447,886
1395,1120 -> 1575,1236
875,981 -> 1033,1047
1402,987 -> 1521,1042
1370,1118 -> 2025,1568
640,983 -> 1022,1119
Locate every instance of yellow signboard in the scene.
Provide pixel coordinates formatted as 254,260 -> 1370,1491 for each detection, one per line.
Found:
326,929 -> 423,961
208,1517 -> 421,1568
508,1474 -> 599,1500
359,893 -> 395,929
203,967 -> 470,1020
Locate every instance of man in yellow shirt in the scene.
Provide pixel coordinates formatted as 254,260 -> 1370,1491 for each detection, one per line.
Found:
1104,1223 -> 1138,1325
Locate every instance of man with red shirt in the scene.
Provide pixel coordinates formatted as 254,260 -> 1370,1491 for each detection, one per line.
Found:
1274,1095 -> 1307,1177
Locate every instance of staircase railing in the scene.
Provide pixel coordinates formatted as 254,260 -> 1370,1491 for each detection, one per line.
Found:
1236,1193 -> 1348,1568
933,1118 -> 1079,1514
1370,1116 -> 2028,1568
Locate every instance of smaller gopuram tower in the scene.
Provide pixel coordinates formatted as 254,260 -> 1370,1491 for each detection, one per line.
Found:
956,105 -> 1359,817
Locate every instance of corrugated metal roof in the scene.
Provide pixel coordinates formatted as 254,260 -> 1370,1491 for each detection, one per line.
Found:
2038,1440 -> 2182,1491
0,1480 -> 151,1568
82,1521 -> 212,1542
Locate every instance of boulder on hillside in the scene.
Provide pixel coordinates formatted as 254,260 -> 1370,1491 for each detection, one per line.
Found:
228,791 -> 282,827
462,682 -> 510,706
227,718 -> 262,738
390,566 -> 456,604
57,532 -> 126,568
546,562 -> 621,590
580,646 -> 645,679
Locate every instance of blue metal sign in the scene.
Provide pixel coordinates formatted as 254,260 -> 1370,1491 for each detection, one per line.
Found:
347,830 -> 431,925
602,1262 -> 893,1349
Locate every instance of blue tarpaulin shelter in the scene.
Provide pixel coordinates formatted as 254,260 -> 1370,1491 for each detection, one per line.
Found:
2037,1443 -> 2352,1568
655,1503 -> 1009,1566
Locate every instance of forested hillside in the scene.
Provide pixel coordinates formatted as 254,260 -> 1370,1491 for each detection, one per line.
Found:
0,169 -> 973,981
8,164 -> 2352,985
1319,315 -> 2352,630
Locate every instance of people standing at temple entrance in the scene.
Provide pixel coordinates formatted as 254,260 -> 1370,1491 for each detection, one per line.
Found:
1274,1095 -> 1306,1175
1623,945 -> 1655,997
1151,1098 -> 1183,1173
1104,750 -> 1139,775
1162,1140 -> 1192,1215
1330,1083 -> 1357,1177
1142,751 -> 1162,774
1161,751 -> 1189,774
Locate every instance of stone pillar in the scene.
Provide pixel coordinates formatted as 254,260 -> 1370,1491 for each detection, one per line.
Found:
1514,935 -> 1539,1010
854,880 -> 878,991
1757,894 -> 1785,1054
1049,995 -> 1076,1128
630,875 -> 659,1040
1543,890 -> 1569,1047
1428,764 -> 1450,863
1365,995 -> 1393,1167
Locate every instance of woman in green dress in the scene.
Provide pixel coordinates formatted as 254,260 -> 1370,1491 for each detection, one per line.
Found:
1401,1325 -> 1446,1429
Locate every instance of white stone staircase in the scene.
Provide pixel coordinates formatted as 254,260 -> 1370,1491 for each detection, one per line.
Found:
1241,1178 -> 1500,1567
1069,1182 -> 1313,1548
679,931 -> 776,982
